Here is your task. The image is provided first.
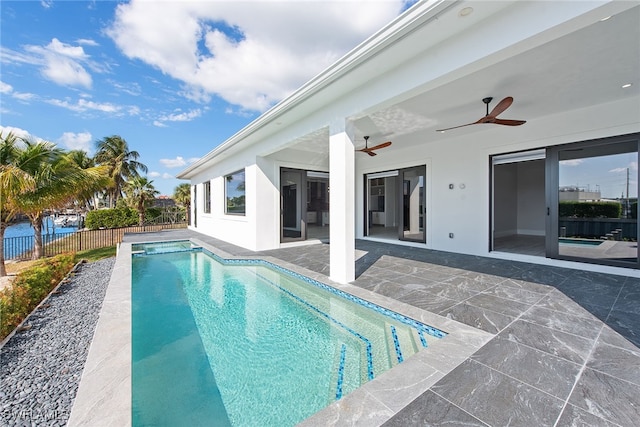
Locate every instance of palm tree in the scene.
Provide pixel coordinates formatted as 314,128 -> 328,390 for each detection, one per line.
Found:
67,149 -> 98,210
173,183 -> 191,225
0,132 -> 35,276
11,139 -> 109,260
124,176 -> 159,225
94,135 -> 148,208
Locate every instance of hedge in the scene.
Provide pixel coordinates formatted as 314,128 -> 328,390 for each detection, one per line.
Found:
85,207 -> 139,229
0,253 -> 76,339
559,201 -> 621,218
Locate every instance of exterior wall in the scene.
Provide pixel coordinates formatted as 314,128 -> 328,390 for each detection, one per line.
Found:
354,97 -> 639,258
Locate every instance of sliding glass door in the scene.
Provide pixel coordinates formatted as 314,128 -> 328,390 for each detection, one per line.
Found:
365,165 -> 426,244
280,168 -> 329,243
399,166 -> 425,242
492,133 -> 639,269
548,135 -> 639,267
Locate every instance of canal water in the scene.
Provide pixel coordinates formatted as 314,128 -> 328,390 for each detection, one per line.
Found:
3,217 -> 78,258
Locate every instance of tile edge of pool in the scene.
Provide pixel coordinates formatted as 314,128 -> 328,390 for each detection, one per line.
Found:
68,238 -> 493,427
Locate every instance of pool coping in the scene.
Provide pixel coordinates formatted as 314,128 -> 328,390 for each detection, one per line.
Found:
68,238 -> 493,426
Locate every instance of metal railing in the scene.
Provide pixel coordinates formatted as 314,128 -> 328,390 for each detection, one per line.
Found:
3,222 -> 187,261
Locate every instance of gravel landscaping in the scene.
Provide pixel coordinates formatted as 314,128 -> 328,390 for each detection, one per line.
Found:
0,257 -> 115,427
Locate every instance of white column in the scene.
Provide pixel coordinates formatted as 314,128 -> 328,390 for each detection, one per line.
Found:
329,128 -> 355,283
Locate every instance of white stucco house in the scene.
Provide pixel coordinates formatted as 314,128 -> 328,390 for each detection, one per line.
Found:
177,0 -> 640,283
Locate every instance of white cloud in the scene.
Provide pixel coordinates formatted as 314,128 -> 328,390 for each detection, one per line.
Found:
0,125 -> 32,140
58,131 -> 93,153
106,0 -> 406,112
159,156 -> 200,168
561,159 -> 584,167
23,38 -> 93,88
48,98 -> 124,114
149,171 -> 174,179
158,109 -> 202,123
0,81 -> 12,94
610,162 -> 638,173
0,80 -> 35,102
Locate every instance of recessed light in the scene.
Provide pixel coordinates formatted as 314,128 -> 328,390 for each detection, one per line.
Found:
438,130 -> 446,134
600,16 -> 612,22
458,7 -> 473,17
622,83 -> 633,89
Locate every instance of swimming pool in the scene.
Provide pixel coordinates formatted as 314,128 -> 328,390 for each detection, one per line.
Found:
131,241 -> 446,426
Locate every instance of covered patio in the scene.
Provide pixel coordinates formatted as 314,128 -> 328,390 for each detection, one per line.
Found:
120,229 -> 639,426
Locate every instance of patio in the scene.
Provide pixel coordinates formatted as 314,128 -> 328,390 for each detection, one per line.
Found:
124,229 -> 639,426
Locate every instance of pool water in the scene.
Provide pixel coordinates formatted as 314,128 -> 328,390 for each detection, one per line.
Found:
132,242 -> 445,426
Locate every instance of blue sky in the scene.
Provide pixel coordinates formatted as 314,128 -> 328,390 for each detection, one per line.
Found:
1,0 -> 416,196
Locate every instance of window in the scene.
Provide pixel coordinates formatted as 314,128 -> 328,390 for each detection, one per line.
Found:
225,169 -> 246,215
203,181 -> 211,213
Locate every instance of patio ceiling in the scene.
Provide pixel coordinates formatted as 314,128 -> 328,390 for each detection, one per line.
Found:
285,2 -> 639,158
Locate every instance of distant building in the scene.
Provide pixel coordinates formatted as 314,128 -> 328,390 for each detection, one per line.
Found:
559,187 -> 601,202
153,196 -> 176,208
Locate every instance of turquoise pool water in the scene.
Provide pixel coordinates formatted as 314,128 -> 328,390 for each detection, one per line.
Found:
131,241 -> 445,426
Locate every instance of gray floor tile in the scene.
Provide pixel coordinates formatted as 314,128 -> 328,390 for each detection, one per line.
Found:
597,325 -> 640,352
555,403 -> 620,427
464,293 -> 531,317
536,290 -> 602,320
587,340 -> 640,386
498,278 -> 554,294
520,306 -> 603,340
479,284 -> 546,305
431,360 -> 564,427
383,390 -> 488,427
569,368 -> 640,427
419,282 -> 483,301
397,290 -> 459,314
603,310 -> 640,348
499,320 -> 593,364
439,303 -> 514,334
611,286 -> 640,315
471,337 -> 581,399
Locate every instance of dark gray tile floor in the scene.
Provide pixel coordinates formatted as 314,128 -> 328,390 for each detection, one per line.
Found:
124,231 -> 640,426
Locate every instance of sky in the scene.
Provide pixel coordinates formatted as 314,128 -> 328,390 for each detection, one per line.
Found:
1,0 -> 417,196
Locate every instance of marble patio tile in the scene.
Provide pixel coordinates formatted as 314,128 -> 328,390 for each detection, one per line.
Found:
431,359 -> 564,427
568,368 -> 640,427
566,270 -> 628,290
611,286 -> 640,315
441,275 -> 498,293
480,284 -> 547,305
470,337 -> 581,399
508,266 -> 573,286
520,306 -> 603,340
387,273 -> 439,288
464,293 -> 531,317
555,403 -> 620,427
498,278 -> 554,294
298,387 -> 395,427
397,290 -> 459,314
603,310 -> 640,348
419,282 -> 483,301
368,280 -> 417,299
383,390 -> 488,427
587,340 -> 640,386
438,302 -> 515,334
499,320 -> 593,364
535,290 -> 603,320
409,269 -> 460,283
597,325 -> 640,352
456,270 -> 507,284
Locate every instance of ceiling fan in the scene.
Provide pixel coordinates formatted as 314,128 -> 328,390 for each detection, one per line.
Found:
436,96 -> 526,132
357,135 -> 392,156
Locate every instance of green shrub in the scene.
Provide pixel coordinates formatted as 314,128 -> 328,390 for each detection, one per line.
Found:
85,207 -> 138,229
0,253 -> 76,339
559,201 -> 621,218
